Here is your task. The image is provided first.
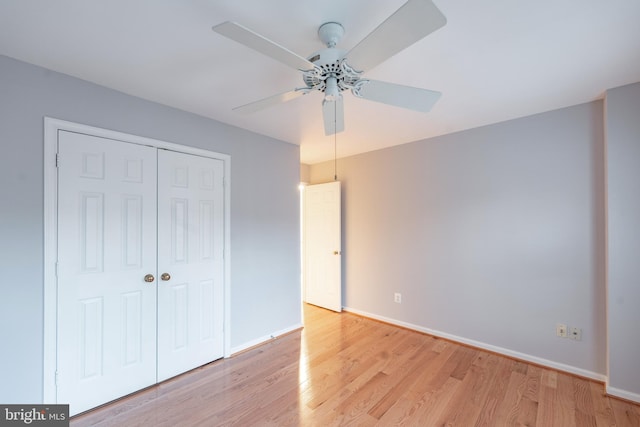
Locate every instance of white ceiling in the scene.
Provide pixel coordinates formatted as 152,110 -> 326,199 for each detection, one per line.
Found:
1,1 -> 639,164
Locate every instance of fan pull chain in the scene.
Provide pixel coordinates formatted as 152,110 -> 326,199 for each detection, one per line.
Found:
334,101 -> 338,181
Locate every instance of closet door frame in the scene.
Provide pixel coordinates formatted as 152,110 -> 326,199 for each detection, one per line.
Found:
43,117 -> 231,403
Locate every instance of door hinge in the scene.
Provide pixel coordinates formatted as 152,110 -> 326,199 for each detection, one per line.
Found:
55,371 -> 59,386
55,153 -> 60,168
55,262 -> 59,277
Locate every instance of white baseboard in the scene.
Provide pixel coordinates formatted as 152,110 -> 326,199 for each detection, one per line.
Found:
606,385 -> 640,404
230,323 -> 303,356
343,306 -> 607,383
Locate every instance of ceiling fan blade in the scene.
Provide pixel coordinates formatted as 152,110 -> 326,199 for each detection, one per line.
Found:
346,0 -> 446,72
212,21 -> 316,71
233,88 -> 311,114
354,80 -> 441,112
322,96 -> 345,135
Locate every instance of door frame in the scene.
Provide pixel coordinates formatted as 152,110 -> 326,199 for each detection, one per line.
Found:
43,117 -> 231,403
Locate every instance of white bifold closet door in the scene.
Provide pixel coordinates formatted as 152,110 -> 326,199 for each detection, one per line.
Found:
156,149 -> 224,382
56,131 -> 224,415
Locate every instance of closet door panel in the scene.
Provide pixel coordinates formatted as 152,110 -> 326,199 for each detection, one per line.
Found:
157,149 -> 225,381
57,131 -> 158,416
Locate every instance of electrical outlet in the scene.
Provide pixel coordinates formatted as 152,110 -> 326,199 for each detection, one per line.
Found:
556,323 -> 567,338
569,327 -> 582,341
394,293 -> 402,304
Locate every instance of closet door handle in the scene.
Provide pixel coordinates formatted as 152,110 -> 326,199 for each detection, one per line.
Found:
161,273 -> 171,281
144,274 -> 155,283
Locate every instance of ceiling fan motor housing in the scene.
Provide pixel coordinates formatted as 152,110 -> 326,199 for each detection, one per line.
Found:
304,22 -> 362,96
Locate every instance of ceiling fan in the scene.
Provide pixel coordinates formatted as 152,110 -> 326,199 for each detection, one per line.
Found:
212,0 -> 446,135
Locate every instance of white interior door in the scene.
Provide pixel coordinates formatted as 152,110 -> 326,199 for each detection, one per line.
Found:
157,149 -> 225,381
56,131 -> 158,415
303,181 -> 342,312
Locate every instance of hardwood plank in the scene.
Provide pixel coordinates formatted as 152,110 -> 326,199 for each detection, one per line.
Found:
611,397 -> 640,427
403,340 -> 458,396
556,372 -> 578,427
435,352 -> 501,426
69,304 -> 640,426
517,397 -> 540,426
414,376 -> 461,425
471,354 -> 515,426
373,396 -> 418,425
589,381 -> 616,427
573,376 -> 597,427
375,340 -> 459,423
523,365 -> 542,402
541,369 -> 558,389
448,346 -> 479,381
492,370 -> 528,425
365,341 -> 439,419
301,324 -> 401,410
537,373 -> 559,427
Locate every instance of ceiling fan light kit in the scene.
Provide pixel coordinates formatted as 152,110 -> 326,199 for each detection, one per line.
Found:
212,0 -> 446,136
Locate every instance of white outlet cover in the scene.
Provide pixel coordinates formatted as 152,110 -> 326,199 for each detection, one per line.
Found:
569,327 -> 582,341
556,323 -> 567,338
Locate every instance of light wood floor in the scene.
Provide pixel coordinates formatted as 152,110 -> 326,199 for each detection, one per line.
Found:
72,304 -> 640,426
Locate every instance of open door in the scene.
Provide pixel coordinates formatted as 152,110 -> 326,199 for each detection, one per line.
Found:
303,181 -> 342,312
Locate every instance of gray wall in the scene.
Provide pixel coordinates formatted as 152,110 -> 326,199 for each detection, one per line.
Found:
310,101 -> 607,377
0,55 -> 301,403
605,82 -> 640,400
